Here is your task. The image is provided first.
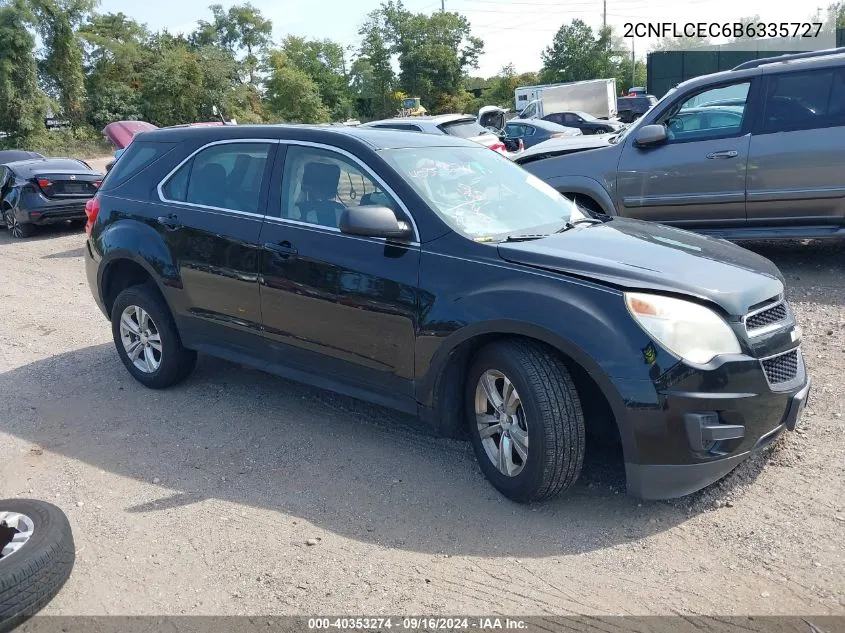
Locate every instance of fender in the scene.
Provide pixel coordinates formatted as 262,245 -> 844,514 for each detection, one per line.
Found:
95,219 -> 178,307
545,174 -> 617,215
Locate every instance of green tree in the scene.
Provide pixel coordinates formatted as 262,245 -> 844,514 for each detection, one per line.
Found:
356,9 -> 396,118
540,19 -> 613,84
138,34 -> 204,126
380,1 -> 484,114
31,0 -> 94,124
191,3 -> 271,84
281,35 -> 353,120
0,0 -> 46,136
264,50 -> 329,123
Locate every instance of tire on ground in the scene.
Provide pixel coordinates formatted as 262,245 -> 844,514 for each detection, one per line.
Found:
0,499 -> 75,633
111,283 -> 197,389
466,339 -> 586,503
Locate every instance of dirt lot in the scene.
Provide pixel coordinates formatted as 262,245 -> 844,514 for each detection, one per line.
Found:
0,191 -> 843,615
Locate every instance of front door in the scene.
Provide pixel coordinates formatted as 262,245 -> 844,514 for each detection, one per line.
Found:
257,143 -> 420,409
616,80 -> 754,229
153,140 -> 275,346
747,66 -> 845,229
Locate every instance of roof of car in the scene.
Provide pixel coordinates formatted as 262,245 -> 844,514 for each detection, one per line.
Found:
678,50 -> 845,92
508,118 -> 575,132
365,114 -> 475,125
138,123 -> 482,150
4,157 -> 97,175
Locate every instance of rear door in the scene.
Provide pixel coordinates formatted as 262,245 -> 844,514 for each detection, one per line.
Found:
257,142 -> 420,409
152,140 -> 275,348
746,66 -> 845,229
615,79 -> 755,228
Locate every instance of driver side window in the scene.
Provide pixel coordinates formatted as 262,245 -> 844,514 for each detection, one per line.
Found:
662,82 -> 750,143
279,145 -> 399,229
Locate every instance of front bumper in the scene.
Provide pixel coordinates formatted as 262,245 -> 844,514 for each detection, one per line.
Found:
615,345 -> 810,500
626,377 -> 811,499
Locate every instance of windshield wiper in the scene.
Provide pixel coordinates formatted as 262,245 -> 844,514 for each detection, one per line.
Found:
555,218 -> 605,233
503,233 -> 550,242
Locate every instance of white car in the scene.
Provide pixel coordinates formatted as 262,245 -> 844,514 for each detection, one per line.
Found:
509,132 -> 616,163
361,114 -> 510,154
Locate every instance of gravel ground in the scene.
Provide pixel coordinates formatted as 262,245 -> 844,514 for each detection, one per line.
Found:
0,179 -> 843,616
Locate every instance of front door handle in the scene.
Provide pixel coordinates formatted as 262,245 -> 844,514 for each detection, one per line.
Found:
263,241 -> 298,258
157,213 -> 181,230
706,150 -> 738,159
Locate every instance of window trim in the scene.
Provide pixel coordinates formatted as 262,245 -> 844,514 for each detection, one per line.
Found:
157,138 -> 280,218
271,140 -> 420,244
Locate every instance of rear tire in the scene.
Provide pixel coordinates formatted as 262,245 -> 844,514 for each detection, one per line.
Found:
2,207 -> 34,239
111,283 -> 197,389
0,499 -> 75,633
466,340 -> 585,503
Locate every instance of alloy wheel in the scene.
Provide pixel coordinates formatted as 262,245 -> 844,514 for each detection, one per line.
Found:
0,510 -> 34,560
474,369 -> 529,477
119,305 -> 163,374
3,208 -> 23,239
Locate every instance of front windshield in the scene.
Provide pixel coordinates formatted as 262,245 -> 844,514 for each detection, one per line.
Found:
380,146 -> 586,241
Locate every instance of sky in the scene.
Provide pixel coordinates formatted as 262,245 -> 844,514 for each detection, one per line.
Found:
100,0 -> 833,77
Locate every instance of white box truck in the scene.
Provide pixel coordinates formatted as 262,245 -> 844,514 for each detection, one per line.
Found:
515,79 -> 618,120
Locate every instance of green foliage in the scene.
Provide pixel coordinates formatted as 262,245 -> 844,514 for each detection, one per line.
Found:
356,9 -> 396,119
380,1 -> 484,114
0,0 -> 46,136
0,126 -> 111,156
540,19 -> 615,84
281,36 -> 354,120
264,51 -> 330,123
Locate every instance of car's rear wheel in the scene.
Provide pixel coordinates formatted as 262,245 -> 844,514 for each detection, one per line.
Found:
111,284 -> 197,389
466,340 -> 585,502
2,207 -> 34,239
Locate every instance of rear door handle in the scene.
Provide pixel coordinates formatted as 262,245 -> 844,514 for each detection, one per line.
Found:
157,213 -> 181,230
263,241 -> 298,258
706,150 -> 738,159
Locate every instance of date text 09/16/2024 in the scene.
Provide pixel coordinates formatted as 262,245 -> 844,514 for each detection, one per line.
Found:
308,617 -> 528,630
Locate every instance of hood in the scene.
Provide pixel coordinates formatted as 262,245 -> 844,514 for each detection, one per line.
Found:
512,134 -> 612,162
497,218 -> 783,316
102,121 -> 158,149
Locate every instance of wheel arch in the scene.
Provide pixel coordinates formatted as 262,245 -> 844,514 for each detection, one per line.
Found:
419,321 -> 630,455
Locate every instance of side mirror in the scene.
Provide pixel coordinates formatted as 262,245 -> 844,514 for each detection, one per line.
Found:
339,205 -> 413,240
634,124 -> 668,147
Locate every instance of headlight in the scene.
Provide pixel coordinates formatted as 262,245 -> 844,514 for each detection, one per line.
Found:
624,292 -> 741,364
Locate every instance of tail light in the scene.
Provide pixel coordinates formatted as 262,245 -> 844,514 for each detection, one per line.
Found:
93,180 -> 102,188
518,139 -> 524,152
489,142 -> 507,154
84,195 -> 100,235
37,178 -> 52,188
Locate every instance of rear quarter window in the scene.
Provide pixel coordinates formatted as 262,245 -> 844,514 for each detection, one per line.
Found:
101,141 -> 176,191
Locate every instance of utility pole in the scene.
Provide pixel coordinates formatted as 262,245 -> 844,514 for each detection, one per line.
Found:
441,0 -> 445,11
603,0 -> 606,29
631,37 -> 635,89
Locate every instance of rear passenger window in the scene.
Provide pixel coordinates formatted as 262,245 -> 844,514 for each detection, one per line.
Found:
762,69 -> 845,133
161,142 -> 272,213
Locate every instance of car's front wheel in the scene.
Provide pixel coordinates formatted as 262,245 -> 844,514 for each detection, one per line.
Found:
111,283 -> 197,389
2,207 -> 34,239
467,340 -> 585,502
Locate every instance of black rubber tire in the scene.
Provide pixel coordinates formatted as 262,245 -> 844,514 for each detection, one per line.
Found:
466,340 -> 585,503
111,283 -> 197,389
2,207 -> 34,239
0,499 -> 75,633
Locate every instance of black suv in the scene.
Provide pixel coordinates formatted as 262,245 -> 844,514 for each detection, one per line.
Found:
85,124 -> 810,502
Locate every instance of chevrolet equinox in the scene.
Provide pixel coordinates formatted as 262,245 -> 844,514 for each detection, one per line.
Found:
84,124 -> 810,502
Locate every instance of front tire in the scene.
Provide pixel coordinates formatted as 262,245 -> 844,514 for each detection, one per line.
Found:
0,499 -> 75,633
111,284 -> 197,389
466,340 -> 585,503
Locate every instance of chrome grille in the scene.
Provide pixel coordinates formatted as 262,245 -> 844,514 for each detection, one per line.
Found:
745,300 -> 788,335
761,349 -> 799,386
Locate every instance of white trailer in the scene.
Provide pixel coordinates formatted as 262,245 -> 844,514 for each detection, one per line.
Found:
515,79 -> 618,120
